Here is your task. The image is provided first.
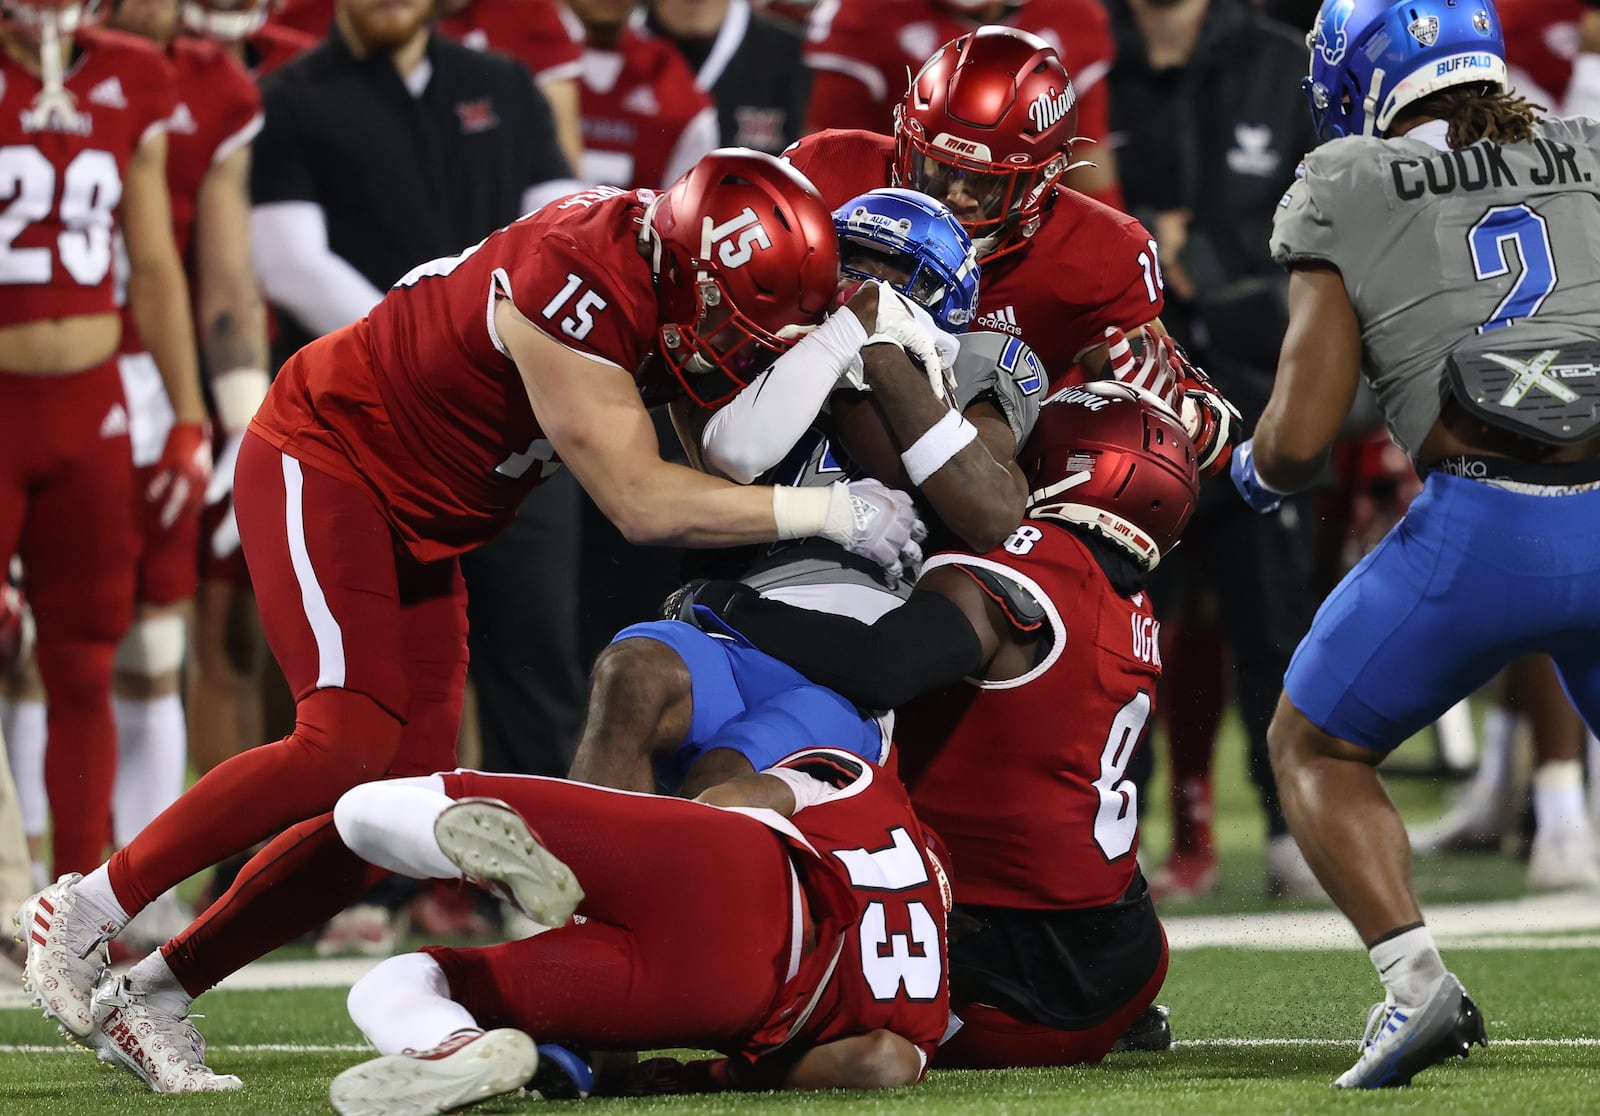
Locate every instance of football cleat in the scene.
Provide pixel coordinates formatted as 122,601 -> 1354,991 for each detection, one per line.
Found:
1111,1004 -> 1173,1053
1526,824 -> 1600,892
432,799 -> 584,928
1333,973 -> 1487,1088
1265,835 -> 1326,901
92,974 -> 243,1093
530,1042 -> 596,1100
329,1028 -> 538,1116
15,874 -> 113,1043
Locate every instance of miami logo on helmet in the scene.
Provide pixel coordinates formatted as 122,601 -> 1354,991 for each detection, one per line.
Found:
1315,0 -> 1356,66
1028,86 -> 1076,133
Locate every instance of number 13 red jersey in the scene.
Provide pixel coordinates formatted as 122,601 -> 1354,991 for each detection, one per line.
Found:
894,522 -> 1163,911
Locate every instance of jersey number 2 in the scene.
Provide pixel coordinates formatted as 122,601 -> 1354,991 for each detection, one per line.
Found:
0,146 -> 121,287
1468,203 -> 1556,333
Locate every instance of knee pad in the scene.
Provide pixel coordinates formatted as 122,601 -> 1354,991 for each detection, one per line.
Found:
112,614 -> 188,677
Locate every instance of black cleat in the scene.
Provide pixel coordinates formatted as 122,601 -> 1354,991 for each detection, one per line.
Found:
1111,1003 -> 1173,1053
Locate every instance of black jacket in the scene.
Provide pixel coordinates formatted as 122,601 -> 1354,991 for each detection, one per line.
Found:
1108,0 -> 1318,416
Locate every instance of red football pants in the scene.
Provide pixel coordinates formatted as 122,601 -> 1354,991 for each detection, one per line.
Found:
109,433 -> 466,949
938,929 -> 1170,1069
0,361 -> 139,873
425,772 -> 797,1051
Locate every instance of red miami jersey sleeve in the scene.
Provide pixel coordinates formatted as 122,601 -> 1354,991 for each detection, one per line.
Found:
574,25 -> 718,190
120,38 -> 261,356
0,29 -> 177,329
893,522 -> 1163,911
251,187 -> 659,561
733,749 -> 951,1075
439,0 -> 584,83
784,130 -> 1162,384
803,0 -> 1113,150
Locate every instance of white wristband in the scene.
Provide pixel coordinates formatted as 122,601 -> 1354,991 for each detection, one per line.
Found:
212,368 -> 271,435
900,409 -> 977,486
771,484 -> 833,541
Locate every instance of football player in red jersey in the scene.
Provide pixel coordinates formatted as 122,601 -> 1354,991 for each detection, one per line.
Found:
326,748 -> 950,1112
803,0 -> 1120,204
686,381 -> 1198,1067
18,149 -> 927,1093
788,26 -> 1239,475
180,0 -> 315,77
96,0 -> 268,945
564,0 -> 720,189
0,0 -> 208,880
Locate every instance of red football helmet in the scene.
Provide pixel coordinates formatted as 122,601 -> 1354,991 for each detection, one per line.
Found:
1019,382 -> 1199,570
894,27 -> 1077,261
644,148 -> 840,408
180,0 -> 271,41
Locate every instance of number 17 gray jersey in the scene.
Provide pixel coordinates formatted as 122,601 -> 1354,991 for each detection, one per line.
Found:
1270,117 -> 1600,455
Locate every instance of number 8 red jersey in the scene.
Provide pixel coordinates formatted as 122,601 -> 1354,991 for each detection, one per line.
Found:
0,28 -> 177,328
894,520 -> 1162,911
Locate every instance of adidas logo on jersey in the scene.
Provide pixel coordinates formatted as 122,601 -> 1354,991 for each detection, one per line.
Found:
168,102 -> 197,134
974,305 -> 1021,336
99,403 -> 129,439
88,77 -> 126,110
622,85 -> 659,116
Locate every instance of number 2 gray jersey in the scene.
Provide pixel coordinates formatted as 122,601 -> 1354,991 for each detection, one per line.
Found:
1270,117 -> 1600,455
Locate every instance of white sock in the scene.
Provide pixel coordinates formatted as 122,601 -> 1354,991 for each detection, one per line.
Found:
111,693 -> 187,847
1370,925 -> 1448,1009
332,777 -> 460,880
1475,705 -> 1518,791
127,949 -> 193,1017
348,953 -> 480,1055
1533,760 -> 1589,837
74,864 -> 131,929
1587,732 -> 1600,820
0,698 -> 48,840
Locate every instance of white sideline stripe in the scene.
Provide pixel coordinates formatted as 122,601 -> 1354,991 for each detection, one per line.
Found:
1165,892 -> 1600,952
282,455 -> 346,688
0,1039 -> 1596,1055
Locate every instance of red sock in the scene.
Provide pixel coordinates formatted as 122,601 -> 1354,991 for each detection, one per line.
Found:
109,688 -> 401,913
163,814 -> 386,997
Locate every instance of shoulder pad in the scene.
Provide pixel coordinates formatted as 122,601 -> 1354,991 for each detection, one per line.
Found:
1269,138 -> 1383,271
951,330 -> 1046,447
958,562 -> 1047,633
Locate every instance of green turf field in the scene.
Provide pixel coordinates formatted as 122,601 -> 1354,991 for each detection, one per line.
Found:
2,719 -> 1595,1114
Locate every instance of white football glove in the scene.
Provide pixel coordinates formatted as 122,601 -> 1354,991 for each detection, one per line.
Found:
863,280 -> 957,404
820,478 -> 928,589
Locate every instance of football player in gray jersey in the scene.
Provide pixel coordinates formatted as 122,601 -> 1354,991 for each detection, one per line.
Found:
1231,0 -> 1600,1091
566,189 -> 1042,797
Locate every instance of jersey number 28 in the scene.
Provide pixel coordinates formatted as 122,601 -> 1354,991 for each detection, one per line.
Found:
0,146 -> 121,287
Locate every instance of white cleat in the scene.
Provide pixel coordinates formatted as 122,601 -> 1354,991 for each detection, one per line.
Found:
329,1028 -> 538,1116
433,798 -> 584,927
1333,973 -> 1487,1088
14,874 -> 113,1044
91,974 -> 243,1093
1408,779 -> 1517,855
1265,835 -> 1326,901
1527,825 -> 1600,891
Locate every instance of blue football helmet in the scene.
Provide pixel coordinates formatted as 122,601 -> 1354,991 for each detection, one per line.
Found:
833,188 -> 980,333
1303,0 -> 1506,141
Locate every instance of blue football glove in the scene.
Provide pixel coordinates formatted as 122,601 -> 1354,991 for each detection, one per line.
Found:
1230,438 -> 1287,514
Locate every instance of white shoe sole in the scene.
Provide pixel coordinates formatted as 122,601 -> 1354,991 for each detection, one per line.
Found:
329,1029 -> 538,1116
433,800 -> 584,927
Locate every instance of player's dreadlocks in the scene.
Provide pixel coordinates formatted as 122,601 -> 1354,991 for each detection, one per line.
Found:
1400,85 -> 1544,148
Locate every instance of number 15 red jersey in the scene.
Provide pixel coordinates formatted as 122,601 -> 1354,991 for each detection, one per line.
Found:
894,521 -> 1163,911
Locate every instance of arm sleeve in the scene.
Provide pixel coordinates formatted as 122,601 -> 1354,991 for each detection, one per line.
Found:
250,201 -> 385,336
716,588 -> 985,710
700,308 -> 869,482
